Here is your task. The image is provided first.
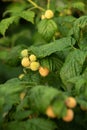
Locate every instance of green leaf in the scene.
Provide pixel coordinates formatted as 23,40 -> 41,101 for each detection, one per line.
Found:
77,96 -> 87,109
22,71 -> 41,85
60,49 -> 87,87
4,118 -> 56,130
14,110 -> 33,120
72,16 -> 87,40
29,37 -> 75,58
0,10 -> 35,36
29,85 -> 60,113
0,50 -> 8,60
0,78 -> 31,115
72,2 -> 85,12
52,98 -> 67,118
41,72 -> 64,89
19,10 -> 35,24
0,37 -> 10,46
0,78 -> 25,96
40,55 -> 63,71
82,67 -> 87,79
68,76 -> 86,94
0,16 -> 16,36
78,26 -> 87,50
37,19 -> 57,41
6,45 -> 26,66
3,2 -> 28,16
57,16 -> 76,36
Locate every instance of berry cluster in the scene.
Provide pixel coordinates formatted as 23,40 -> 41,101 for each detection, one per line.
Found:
21,49 -> 40,71
45,96 -> 77,122
20,49 -> 49,77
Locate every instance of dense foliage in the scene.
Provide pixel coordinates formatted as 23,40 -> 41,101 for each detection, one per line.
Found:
0,0 -> 87,130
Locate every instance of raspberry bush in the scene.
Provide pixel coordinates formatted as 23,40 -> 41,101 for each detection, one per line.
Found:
0,0 -> 87,130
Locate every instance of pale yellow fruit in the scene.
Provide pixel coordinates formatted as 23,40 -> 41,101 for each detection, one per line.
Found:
20,92 -> 26,100
41,14 -> 46,20
46,106 -> 56,118
39,67 -> 49,77
30,61 -> 40,71
18,73 -> 24,79
29,54 -> 37,62
45,10 -> 54,19
65,97 -> 77,108
21,49 -> 28,57
62,109 -> 74,122
21,57 -> 30,67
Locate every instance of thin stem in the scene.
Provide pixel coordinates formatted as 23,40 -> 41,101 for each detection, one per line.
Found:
53,36 -> 56,42
27,0 -> 45,11
28,7 -> 37,11
47,0 -> 50,9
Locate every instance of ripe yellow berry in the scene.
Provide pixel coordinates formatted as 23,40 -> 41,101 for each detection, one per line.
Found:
29,54 -> 37,62
62,109 -> 74,122
46,106 -> 56,118
20,92 -> 26,100
39,67 -> 49,77
21,57 -> 30,67
21,49 -> 28,57
41,14 -> 46,20
30,61 -> 40,71
65,97 -> 77,108
45,10 -> 54,19
18,73 -> 24,79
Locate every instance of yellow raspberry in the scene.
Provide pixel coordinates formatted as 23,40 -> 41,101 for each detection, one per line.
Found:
21,49 -> 28,57
41,14 -> 46,20
30,61 -> 40,71
46,106 -> 56,118
62,109 -> 74,122
45,10 -> 54,19
21,57 -> 30,67
39,66 -> 49,77
29,54 -> 37,62
65,97 -> 77,108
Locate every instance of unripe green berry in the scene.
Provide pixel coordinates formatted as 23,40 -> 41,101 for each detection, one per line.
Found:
29,54 -> 37,62
30,61 -> 40,71
21,49 -> 28,57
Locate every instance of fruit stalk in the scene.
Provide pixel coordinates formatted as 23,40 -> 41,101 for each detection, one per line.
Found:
47,0 -> 50,9
27,0 -> 45,11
